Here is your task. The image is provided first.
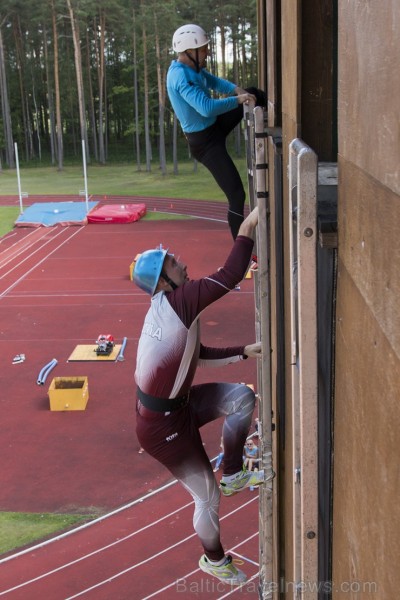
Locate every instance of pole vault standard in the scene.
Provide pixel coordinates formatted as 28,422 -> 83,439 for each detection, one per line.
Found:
14,143 -> 28,214
79,139 -> 89,213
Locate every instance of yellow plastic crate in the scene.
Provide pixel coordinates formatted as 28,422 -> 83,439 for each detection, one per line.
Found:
48,377 -> 89,411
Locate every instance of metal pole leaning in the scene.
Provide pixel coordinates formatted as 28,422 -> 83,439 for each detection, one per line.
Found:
14,143 -> 28,215
116,337 -> 128,362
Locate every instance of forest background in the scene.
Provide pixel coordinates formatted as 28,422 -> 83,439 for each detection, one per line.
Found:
0,0 -> 258,173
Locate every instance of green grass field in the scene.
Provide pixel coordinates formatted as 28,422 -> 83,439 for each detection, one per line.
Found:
0,159 -> 247,237
0,158 -> 247,555
0,512 -> 95,555
0,159 -> 246,199
0,207 -> 20,237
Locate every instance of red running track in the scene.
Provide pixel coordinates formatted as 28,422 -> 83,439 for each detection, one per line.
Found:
0,199 -> 260,598
0,482 -> 261,599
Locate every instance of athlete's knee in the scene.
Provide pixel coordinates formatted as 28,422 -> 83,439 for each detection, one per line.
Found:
238,383 -> 256,411
192,478 -> 220,519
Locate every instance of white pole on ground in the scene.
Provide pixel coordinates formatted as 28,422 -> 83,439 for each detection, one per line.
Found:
15,142 -> 24,214
81,139 -> 89,213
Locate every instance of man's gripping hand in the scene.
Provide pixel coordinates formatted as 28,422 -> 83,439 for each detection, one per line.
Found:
238,206 -> 259,239
244,341 -> 262,358
236,92 -> 256,105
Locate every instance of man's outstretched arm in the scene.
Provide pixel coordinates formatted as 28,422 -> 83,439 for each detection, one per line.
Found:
237,206 -> 259,239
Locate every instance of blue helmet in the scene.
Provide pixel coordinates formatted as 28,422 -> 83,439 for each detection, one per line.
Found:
133,246 -> 168,295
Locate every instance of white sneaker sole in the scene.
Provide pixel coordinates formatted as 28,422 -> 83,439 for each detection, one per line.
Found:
199,559 -> 247,585
220,470 -> 265,497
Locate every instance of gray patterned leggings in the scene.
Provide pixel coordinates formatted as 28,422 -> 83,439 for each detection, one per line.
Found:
136,382 -> 256,561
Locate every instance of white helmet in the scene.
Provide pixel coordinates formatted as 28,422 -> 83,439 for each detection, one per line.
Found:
172,24 -> 209,53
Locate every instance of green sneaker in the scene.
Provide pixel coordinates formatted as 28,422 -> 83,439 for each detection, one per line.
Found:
220,468 -> 265,497
199,554 -> 247,585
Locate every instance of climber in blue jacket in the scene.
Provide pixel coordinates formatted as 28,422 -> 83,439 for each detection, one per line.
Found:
167,24 -> 266,242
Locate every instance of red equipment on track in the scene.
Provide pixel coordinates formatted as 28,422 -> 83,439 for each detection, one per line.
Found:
95,334 -> 115,356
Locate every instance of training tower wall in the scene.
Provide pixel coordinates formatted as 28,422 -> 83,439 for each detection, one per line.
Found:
253,1 -> 400,598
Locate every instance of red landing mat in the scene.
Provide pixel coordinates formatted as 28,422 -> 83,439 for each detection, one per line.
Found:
87,203 -> 146,224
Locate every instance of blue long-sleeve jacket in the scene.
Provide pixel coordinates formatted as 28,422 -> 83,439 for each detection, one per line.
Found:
166,60 -> 238,133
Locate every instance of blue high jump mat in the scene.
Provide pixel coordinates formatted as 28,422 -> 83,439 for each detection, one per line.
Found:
15,201 -> 99,227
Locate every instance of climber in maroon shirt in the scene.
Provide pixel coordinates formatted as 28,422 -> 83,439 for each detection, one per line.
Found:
132,206 -> 264,585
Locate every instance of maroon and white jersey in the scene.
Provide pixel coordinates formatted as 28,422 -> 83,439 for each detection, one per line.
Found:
135,235 -> 253,399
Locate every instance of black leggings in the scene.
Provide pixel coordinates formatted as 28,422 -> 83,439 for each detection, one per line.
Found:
186,105 -> 246,240
186,87 -> 266,240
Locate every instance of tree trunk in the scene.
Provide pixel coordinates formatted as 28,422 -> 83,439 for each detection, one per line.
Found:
66,0 -> 89,163
219,25 -> 226,79
0,24 -> 15,168
43,27 -> 56,165
172,113 -> 178,175
51,0 -> 63,170
154,15 -> 166,175
31,74 -> 41,161
232,34 -> 241,157
86,28 -> 98,162
141,5 -> 151,172
96,12 -> 106,165
132,8 -> 141,171
12,16 -> 30,162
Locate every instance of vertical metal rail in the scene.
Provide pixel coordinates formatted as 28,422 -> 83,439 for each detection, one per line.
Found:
244,103 -> 276,600
254,107 -> 275,600
288,139 -> 319,599
244,102 -> 256,211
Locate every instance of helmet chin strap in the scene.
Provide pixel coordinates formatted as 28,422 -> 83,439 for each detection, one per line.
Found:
184,49 -> 200,73
160,270 -> 178,290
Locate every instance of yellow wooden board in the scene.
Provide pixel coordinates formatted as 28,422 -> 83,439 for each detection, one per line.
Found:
68,344 -> 122,362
